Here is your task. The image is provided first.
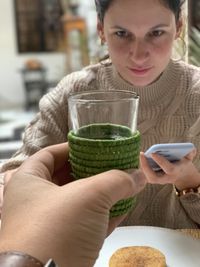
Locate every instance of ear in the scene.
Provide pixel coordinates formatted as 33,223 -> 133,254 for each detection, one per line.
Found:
97,19 -> 106,43
175,18 -> 183,39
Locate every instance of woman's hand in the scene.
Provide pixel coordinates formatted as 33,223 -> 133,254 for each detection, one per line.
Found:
0,143 -> 146,267
140,149 -> 200,190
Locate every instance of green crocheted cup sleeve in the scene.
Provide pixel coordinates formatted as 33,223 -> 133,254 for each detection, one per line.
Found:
67,123 -> 140,217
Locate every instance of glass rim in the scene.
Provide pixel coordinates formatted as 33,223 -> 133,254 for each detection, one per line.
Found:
68,90 -> 139,103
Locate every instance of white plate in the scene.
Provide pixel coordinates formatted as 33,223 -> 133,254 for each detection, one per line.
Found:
94,226 -> 200,267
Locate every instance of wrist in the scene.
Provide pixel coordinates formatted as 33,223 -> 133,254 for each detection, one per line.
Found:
0,232 -> 50,265
0,251 -> 44,267
174,172 -> 200,191
174,184 -> 200,197
0,251 -> 58,267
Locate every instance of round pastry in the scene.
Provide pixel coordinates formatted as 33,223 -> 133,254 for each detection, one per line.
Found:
109,246 -> 166,267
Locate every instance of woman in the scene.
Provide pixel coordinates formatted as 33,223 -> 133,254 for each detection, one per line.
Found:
1,0 -> 200,228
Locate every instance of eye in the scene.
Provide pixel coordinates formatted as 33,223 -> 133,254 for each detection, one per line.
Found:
115,30 -> 130,39
149,30 -> 165,38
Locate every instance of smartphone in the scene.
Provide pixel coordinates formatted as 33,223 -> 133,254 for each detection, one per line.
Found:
144,142 -> 195,171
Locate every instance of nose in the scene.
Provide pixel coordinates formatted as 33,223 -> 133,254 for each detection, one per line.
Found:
129,39 -> 150,64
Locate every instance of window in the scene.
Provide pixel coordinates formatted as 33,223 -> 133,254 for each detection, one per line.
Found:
14,0 -> 64,53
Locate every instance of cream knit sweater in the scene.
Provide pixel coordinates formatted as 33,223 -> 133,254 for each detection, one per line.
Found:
1,59 -> 200,228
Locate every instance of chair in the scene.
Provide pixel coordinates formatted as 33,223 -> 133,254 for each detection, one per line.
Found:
20,67 -> 47,110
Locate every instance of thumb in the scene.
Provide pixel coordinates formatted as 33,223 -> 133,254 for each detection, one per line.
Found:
87,169 -> 137,207
84,170 -> 138,235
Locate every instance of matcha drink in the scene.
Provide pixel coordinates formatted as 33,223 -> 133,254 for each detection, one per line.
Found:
68,90 -> 140,217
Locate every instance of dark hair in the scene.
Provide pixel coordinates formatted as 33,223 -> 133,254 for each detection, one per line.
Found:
94,0 -> 114,23
161,0 -> 186,21
94,0 -> 186,23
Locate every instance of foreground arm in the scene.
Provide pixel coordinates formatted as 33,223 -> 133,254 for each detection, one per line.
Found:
0,143 -> 146,267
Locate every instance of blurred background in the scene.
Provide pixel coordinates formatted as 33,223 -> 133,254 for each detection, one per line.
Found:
0,0 -> 199,159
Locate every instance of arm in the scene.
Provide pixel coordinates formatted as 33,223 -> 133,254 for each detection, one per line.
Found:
0,143 -> 145,267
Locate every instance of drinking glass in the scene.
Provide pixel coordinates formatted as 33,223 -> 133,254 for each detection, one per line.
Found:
68,90 -> 140,217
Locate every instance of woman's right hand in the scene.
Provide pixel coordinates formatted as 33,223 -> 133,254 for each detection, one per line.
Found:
140,150 -> 200,190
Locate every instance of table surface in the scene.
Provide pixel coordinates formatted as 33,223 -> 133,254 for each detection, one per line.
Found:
179,229 -> 200,239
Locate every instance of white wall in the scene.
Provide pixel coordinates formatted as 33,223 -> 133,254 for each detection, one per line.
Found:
0,0 -> 66,108
0,0 -> 97,109
79,1 -> 98,58
0,0 -> 67,108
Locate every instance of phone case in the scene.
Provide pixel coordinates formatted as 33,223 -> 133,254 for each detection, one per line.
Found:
144,143 -> 195,171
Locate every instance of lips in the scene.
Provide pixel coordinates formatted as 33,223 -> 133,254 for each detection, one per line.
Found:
128,66 -> 153,76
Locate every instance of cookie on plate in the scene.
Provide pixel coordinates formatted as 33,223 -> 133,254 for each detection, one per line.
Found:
109,246 -> 166,267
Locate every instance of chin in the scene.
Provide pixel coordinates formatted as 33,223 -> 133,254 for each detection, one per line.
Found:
128,77 -> 154,87
121,69 -> 158,87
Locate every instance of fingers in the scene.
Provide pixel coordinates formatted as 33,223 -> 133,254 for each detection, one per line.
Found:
42,142 -> 70,172
140,149 -> 198,186
140,152 -> 171,184
18,143 -> 69,180
150,153 -> 175,174
140,147 -> 196,177
185,148 -> 197,160
140,152 -> 156,176
140,151 -> 179,176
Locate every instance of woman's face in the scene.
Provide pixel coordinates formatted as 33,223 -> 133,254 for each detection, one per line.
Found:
98,0 -> 182,87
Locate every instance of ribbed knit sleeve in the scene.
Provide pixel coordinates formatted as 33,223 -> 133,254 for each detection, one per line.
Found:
122,184 -> 200,228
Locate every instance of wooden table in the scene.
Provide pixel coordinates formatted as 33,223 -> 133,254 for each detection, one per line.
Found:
179,229 -> 200,239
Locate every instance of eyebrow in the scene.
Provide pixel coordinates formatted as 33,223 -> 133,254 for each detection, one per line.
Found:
150,24 -> 170,29
111,23 -> 170,31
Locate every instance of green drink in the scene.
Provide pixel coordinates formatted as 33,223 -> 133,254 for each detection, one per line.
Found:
68,90 -> 140,217
68,123 -> 140,217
